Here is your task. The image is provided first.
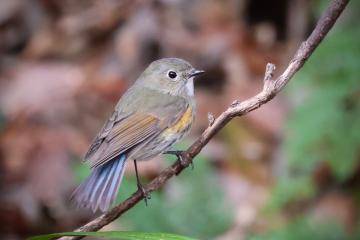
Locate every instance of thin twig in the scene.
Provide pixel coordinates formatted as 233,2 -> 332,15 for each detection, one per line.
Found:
64,0 -> 349,238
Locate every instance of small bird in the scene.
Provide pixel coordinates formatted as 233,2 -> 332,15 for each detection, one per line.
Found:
71,58 -> 204,212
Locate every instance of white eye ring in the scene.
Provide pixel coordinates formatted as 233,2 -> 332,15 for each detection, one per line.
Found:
167,70 -> 177,80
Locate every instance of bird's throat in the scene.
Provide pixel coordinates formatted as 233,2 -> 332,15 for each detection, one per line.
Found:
186,77 -> 194,96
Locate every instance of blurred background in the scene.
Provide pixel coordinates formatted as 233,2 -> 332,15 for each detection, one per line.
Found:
0,0 -> 359,239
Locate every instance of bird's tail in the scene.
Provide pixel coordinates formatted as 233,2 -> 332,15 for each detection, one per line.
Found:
71,154 -> 127,212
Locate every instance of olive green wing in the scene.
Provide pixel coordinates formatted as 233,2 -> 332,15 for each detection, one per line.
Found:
84,93 -> 188,169
84,112 -> 162,168
84,110 -> 128,161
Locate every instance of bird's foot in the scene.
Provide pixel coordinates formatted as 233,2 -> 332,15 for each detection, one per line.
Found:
137,183 -> 151,206
163,150 -> 193,169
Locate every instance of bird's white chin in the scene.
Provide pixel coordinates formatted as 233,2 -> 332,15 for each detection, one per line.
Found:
186,77 -> 194,96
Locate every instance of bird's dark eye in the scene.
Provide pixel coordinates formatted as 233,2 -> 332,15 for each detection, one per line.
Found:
168,71 -> 177,79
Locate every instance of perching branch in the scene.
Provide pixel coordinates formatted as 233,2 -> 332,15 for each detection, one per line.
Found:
65,0 -> 349,238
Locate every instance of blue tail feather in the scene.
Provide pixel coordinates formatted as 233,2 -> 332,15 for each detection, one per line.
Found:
95,160 -> 119,211
71,154 -> 127,212
103,159 -> 126,210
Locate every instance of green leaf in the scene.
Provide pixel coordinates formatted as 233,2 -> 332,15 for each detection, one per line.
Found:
28,231 -> 198,240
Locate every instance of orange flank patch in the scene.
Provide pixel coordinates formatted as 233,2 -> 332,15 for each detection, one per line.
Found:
164,106 -> 193,134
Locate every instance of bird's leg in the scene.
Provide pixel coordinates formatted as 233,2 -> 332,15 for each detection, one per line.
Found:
163,150 -> 194,169
133,160 -> 151,206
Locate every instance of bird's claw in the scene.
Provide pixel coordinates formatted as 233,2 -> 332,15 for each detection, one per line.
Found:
164,150 -> 194,169
137,183 -> 151,206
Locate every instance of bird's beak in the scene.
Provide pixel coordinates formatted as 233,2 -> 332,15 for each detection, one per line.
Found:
189,69 -> 205,78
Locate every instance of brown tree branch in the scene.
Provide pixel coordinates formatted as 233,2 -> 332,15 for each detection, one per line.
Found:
65,0 -> 349,238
